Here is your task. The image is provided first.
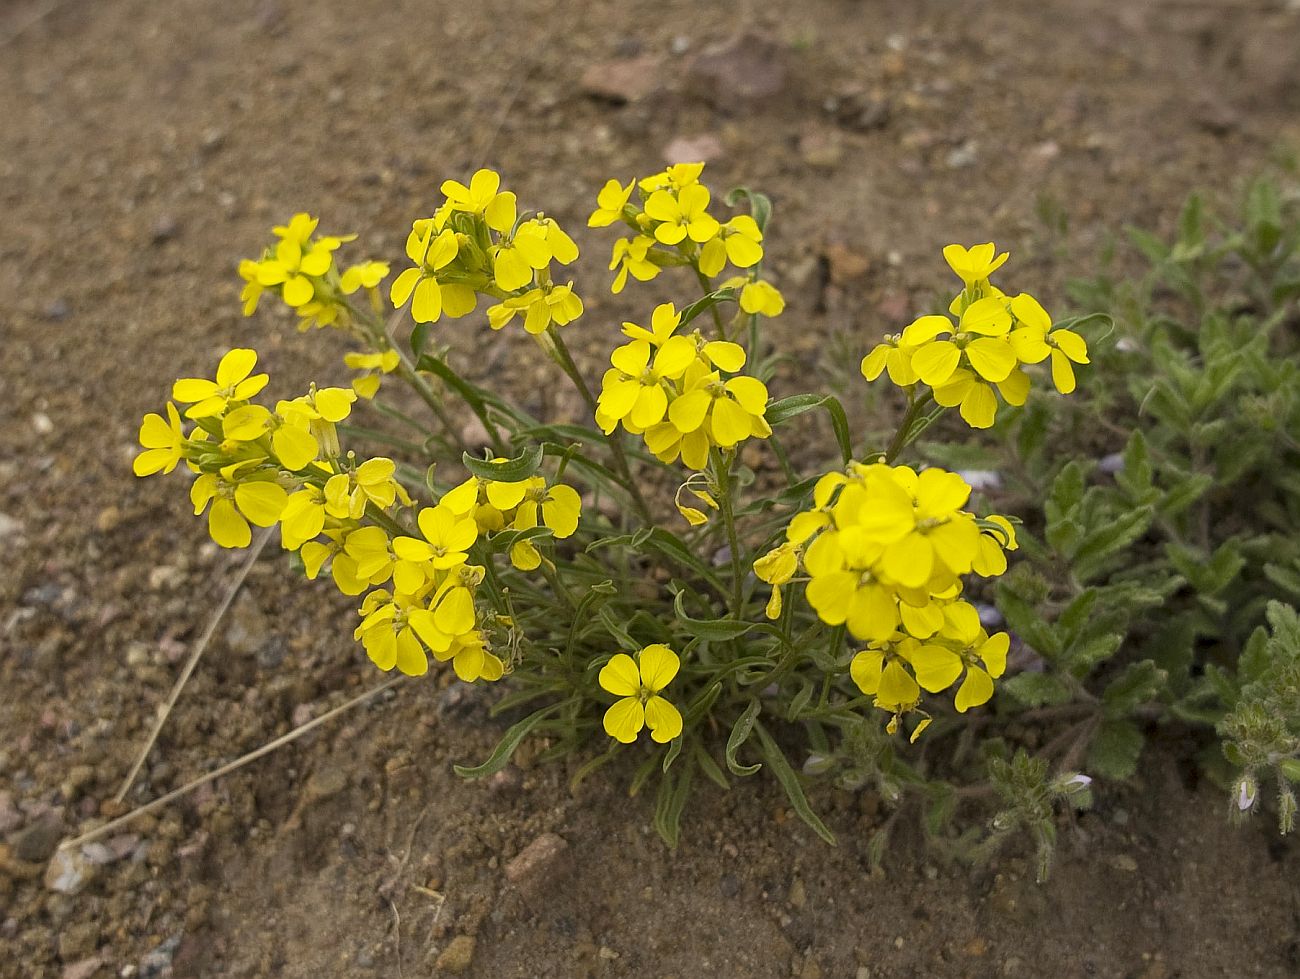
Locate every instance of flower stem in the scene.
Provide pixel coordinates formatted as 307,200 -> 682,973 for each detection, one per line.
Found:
884,390 -> 936,463
546,328 -> 654,524
693,265 -> 729,340
710,447 -> 746,618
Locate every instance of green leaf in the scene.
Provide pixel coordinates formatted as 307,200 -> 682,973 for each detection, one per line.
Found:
1086,718 -> 1144,780
454,705 -> 557,779
679,288 -> 739,329
672,590 -> 754,641
725,186 -> 773,233
1102,660 -> 1166,716
725,700 -> 762,776
694,743 -> 731,791
462,444 -> 544,482
410,321 -> 435,358
1001,672 -> 1073,708
754,722 -> 836,845
653,758 -> 695,848
1071,506 -> 1154,581
1056,589 -> 1098,644
765,394 -> 853,464
662,735 -> 683,773
1157,473 -> 1213,518
1046,461 -> 1086,526
588,527 -> 725,595
995,584 -> 1062,658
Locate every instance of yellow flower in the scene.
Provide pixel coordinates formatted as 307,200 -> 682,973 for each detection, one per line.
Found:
487,282 -> 583,334
1007,293 -> 1090,394
339,261 -> 390,295
344,349 -> 400,399
754,541 -> 800,619
133,403 -> 187,476
904,297 -> 1015,388
492,223 -> 552,291
390,221 -> 464,323
440,629 -> 506,682
596,334 -> 697,433
515,478 -> 582,538
699,215 -> 764,277
354,591 -> 431,677
533,216 -> 579,265
861,333 -> 921,387
440,168 -> 517,233
972,515 -> 1019,576
642,421 -> 712,471
608,235 -> 660,294
850,637 -> 922,714
873,466 -> 981,589
644,184 -> 719,246
254,213 -> 346,307
280,485 -> 328,551
190,472 -> 288,549
276,386 -> 355,464
323,457 -> 406,519
738,279 -> 785,317
393,505 -> 478,570
598,644 -> 684,744
666,371 -> 772,449
943,242 -> 1009,289
588,178 -> 635,228
932,367 -> 1028,429
638,162 -> 705,193
172,349 -> 269,420
237,260 -> 264,316
915,602 -> 1010,712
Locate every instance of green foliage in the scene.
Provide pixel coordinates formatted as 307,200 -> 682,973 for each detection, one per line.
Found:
995,174 -> 1300,830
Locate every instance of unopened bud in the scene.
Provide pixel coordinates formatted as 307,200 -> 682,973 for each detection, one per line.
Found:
1236,775 -> 1258,812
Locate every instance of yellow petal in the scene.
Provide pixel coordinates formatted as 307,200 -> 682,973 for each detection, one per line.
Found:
638,644 -> 679,692
954,667 -> 994,712
209,498 -> 252,548
598,653 -> 641,697
603,697 -> 645,743
644,696 -> 683,743
234,481 -> 289,527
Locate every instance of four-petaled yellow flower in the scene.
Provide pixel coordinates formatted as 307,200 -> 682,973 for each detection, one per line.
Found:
134,403 -> 187,476
588,178 -> 635,227
172,349 -> 269,420
943,242 -> 1009,288
644,184 -> 720,246
440,168 -> 517,233
599,644 -> 684,744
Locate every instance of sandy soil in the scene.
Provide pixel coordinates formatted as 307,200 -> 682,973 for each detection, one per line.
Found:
2,0 -> 1299,976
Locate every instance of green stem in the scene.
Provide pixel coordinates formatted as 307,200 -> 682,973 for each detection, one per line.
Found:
693,265 -> 728,340
710,447 -> 746,618
546,328 -> 654,524
884,390 -> 935,463
347,301 -> 466,446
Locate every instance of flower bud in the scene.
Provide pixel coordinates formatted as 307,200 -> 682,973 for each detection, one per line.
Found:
1235,775 -> 1258,812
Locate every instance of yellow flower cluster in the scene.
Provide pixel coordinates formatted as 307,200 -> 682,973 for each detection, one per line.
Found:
389,169 -> 584,335
589,162 -> 784,315
239,213 -> 389,331
135,348 -> 582,682
862,243 -> 1089,428
754,461 -> 1017,731
594,302 -> 772,470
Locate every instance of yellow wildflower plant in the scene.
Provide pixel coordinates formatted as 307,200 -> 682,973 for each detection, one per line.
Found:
134,164 -> 1098,847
